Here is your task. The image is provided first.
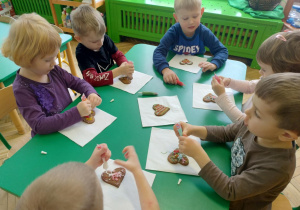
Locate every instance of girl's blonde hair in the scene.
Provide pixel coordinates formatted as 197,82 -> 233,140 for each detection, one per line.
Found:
256,31 -> 300,73
71,4 -> 106,37
174,0 -> 202,13
1,13 -> 61,68
16,162 -> 103,210
256,73 -> 300,135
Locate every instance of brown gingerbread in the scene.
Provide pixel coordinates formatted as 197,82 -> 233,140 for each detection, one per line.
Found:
167,148 -> 189,166
101,167 -> 126,188
153,104 -> 170,116
82,110 -> 95,124
203,93 -> 217,103
119,76 -> 131,84
180,58 -> 193,65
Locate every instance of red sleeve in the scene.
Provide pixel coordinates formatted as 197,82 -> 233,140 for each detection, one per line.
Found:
82,68 -> 114,87
112,50 -> 128,66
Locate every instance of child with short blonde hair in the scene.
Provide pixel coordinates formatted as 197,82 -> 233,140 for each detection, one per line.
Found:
16,144 -> 159,210
212,31 -> 300,123
153,0 -> 228,84
71,5 -> 134,87
175,73 -> 299,210
1,13 -> 102,137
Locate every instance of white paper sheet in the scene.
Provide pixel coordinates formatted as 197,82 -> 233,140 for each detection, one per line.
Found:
193,83 -> 235,111
169,54 -> 207,73
138,96 -> 187,127
146,127 -> 201,175
59,108 -> 117,147
110,71 -> 153,94
95,159 -> 156,210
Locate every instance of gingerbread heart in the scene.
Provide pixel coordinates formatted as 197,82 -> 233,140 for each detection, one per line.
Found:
203,93 -> 217,103
180,59 -> 193,65
101,167 -> 126,188
119,76 -> 131,84
153,104 -> 170,116
167,148 -> 189,166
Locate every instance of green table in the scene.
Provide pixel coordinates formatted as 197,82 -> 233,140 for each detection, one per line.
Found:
0,44 -> 246,209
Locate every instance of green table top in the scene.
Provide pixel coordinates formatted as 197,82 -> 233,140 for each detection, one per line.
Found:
109,0 -> 282,22
0,22 -> 72,84
0,44 -> 246,209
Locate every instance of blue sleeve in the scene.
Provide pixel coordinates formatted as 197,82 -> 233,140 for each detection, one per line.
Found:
200,25 -> 228,69
153,26 -> 177,74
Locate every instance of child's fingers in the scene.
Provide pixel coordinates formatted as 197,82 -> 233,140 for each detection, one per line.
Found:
114,159 -> 127,167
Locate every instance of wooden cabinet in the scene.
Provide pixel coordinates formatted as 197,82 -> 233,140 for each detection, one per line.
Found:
49,0 -> 104,33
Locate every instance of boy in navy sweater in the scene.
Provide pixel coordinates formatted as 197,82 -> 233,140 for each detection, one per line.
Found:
153,0 -> 228,84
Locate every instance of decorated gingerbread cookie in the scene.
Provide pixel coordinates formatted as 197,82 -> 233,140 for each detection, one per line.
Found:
153,104 -> 170,116
119,76 -> 131,84
180,58 -> 193,65
82,110 -> 95,124
203,93 -> 217,103
167,148 -> 189,166
101,167 -> 126,188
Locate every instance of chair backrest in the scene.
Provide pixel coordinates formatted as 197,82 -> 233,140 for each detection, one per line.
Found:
0,16 -> 15,23
272,194 -> 292,210
51,24 -> 64,33
0,85 -> 18,119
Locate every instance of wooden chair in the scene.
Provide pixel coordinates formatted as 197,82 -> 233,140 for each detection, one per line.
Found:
51,24 -> 69,67
0,16 -> 15,24
0,85 -> 25,134
0,133 -> 11,150
272,194 -> 292,210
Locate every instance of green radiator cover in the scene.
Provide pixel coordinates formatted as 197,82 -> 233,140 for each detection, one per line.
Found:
106,0 -> 283,69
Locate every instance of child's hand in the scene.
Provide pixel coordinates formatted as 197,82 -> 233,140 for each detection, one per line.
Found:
120,61 -> 134,79
77,100 -> 92,117
86,143 -> 111,170
173,121 -> 192,137
114,146 -> 142,175
162,68 -> 178,84
178,136 -> 202,158
221,76 -> 231,87
88,93 -> 102,109
198,62 -> 217,72
211,77 -> 225,96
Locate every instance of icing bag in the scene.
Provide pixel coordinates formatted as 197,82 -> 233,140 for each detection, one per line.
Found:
175,123 -> 183,136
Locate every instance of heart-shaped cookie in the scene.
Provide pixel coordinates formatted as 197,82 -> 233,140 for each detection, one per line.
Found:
101,167 -> 126,188
119,76 -> 131,84
153,104 -> 170,116
203,93 -> 217,103
82,110 -> 95,124
168,148 -> 189,166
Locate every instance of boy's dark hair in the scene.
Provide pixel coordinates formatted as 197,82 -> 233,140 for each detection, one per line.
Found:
255,73 -> 300,135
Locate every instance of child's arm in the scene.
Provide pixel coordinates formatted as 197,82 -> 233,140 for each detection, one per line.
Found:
85,143 -> 111,170
201,25 -> 228,70
115,146 -> 160,210
228,78 -> 259,94
211,77 -> 246,122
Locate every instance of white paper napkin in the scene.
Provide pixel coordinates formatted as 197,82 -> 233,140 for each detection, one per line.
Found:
59,108 -> 117,147
193,83 -> 235,111
111,71 -> 153,94
169,54 -> 207,73
95,159 -> 156,210
146,127 -> 201,175
138,96 -> 187,127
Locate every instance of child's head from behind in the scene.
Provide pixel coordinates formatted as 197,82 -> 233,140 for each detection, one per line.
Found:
173,0 -> 204,37
16,162 -> 103,210
245,73 -> 300,142
1,13 -> 61,68
256,31 -> 300,77
71,5 -> 106,51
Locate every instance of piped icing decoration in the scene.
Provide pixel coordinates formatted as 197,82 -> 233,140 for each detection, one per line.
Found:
153,104 -> 170,116
180,59 -> 193,65
101,167 -> 126,188
167,148 -> 189,166
203,93 -> 217,103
